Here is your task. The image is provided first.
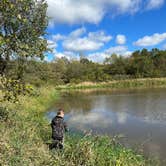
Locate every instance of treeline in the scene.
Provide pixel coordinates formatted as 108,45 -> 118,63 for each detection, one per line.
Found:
6,48 -> 166,86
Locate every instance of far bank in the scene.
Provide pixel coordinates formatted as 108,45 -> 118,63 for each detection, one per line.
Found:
55,78 -> 166,90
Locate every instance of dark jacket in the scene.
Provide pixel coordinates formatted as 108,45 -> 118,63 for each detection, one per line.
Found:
51,116 -> 68,140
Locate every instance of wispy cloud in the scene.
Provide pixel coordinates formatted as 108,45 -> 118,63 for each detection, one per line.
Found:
134,32 -> 166,46
146,0 -> 165,10
52,34 -> 66,41
88,31 -> 112,43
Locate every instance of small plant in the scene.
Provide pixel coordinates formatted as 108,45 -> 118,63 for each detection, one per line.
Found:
0,106 -> 9,122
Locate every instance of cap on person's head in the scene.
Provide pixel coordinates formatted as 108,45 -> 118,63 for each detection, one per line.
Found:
57,108 -> 64,116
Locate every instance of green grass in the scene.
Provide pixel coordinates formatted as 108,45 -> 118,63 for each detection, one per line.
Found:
0,86 -> 159,166
56,78 -> 166,90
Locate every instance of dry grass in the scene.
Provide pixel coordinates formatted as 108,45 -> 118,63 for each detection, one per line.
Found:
56,78 -> 166,90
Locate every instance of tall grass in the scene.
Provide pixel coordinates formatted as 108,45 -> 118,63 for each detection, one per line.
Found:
56,78 -> 166,90
0,86 -> 158,166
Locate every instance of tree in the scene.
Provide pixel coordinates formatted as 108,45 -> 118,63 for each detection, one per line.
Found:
128,49 -> 154,77
104,54 -> 128,76
104,53 -> 118,64
0,0 -> 48,101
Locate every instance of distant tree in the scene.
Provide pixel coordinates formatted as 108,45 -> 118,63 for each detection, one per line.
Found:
53,57 -> 69,83
80,58 -> 91,64
104,54 -> 128,76
141,48 -> 149,56
128,49 -> 154,77
131,50 -> 140,58
66,61 -> 84,83
0,0 -> 48,101
153,50 -> 166,76
151,48 -> 159,57
104,53 -> 118,64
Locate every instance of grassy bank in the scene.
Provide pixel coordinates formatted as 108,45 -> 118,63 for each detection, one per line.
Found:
0,86 -> 158,166
56,78 -> 166,90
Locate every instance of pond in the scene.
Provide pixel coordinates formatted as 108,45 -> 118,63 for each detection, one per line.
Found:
46,87 -> 166,162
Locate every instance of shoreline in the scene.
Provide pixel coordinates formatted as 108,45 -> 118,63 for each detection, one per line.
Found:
55,78 -> 166,90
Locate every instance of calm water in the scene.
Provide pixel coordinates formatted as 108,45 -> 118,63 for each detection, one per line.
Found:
46,88 -> 166,162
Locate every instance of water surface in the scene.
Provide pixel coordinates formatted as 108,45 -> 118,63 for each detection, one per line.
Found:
46,88 -> 166,162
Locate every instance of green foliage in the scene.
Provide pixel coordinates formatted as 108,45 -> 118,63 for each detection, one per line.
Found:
0,0 -> 48,62
0,0 -> 48,101
0,76 -> 34,102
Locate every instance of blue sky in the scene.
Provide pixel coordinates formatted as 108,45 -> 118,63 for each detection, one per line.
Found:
45,0 -> 166,62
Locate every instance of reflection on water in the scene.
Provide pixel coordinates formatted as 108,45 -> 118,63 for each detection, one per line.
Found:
46,88 -> 166,163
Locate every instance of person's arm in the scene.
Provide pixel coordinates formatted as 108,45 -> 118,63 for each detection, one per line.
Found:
64,122 -> 69,132
51,118 -> 55,129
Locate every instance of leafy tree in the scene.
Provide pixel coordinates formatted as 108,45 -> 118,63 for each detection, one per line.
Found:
104,53 -> 118,65
51,57 -> 69,84
80,57 -> 91,64
128,49 -> 154,77
65,60 -> 84,83
104,54 -> 127,75
153,50 -> 166,76
0,0 -> 48,101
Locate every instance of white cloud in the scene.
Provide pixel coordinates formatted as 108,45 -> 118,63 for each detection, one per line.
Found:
63,38 -> 104,52
47,40 -> 57,49
53,51 -> 80,61
54,52 -> 67,59
52,34 -> 66,41
53,51 -> 71,60
61,28 -> 112,52
88,46 -> 132,62
46,0 -> 143,25
46,0 -> 165,25
47,0 -> 104,25
146,0 -> 164,10
44,56 -> 49,62
51,45 -> 132,63
116,34 -> 126,44
134,33 -> 166,46
88,31 -> 112,43
69,27 -> 86,38
49,28 -> 112,55
88,52 -> 109,63
49,28 -> 132,62
105,45 -> 131,55
105,0 -> 141,14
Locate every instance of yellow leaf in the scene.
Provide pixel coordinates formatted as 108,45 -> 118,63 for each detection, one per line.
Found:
18,14 -> 21,19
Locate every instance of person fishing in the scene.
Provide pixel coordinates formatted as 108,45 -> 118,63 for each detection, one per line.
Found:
50,108 -> 68,150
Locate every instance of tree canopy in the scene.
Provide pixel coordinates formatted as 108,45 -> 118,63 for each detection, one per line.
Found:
0,0 -> 48,101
